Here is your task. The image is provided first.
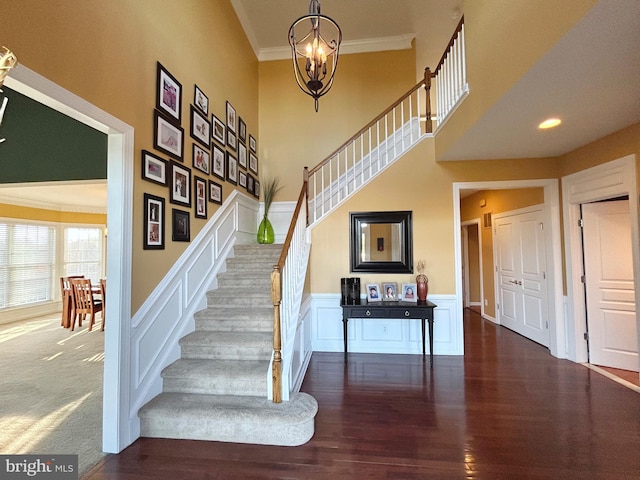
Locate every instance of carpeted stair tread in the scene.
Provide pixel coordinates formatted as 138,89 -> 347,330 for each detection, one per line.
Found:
139,392 -> 318,446
162,358 -> 268,396
179,331 -> 272,360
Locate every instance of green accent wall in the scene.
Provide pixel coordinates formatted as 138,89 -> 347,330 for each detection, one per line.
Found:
0,87 -> 107,183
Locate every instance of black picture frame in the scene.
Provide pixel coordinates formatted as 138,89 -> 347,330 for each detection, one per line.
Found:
154,110 -> 184,160
192,143 -> 210,175
349,211 -> 414,273
141,150 -> 168,186
208,180 -> 222,204
238,142 -> 247,169
190,105 -> 211,148
238,117 -> 246,143
194,85 -> 208,115
212,144 -> 225,180
239,170 -> 247,188
227,130 -> 237,151
226,151 -> 238,185
246,174 -> 255,195
249,134 -> 257,153
226,100 -> 237,133
156,62 -> 182,125
170,161 -> 191,207
144,193 -> 165,250
194,176 -> 207,219
212,114 -> 226,146
254,179 -> 260,199
172,208 -> 190,242
249,152 -> 258,174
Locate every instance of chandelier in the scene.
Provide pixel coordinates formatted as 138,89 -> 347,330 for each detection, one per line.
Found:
288,0 -> 342,112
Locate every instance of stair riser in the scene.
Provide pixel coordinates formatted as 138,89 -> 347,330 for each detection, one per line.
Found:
180,345 -> 271,360
163,378 -> 267,397
215,275 -> 272,287
206,297 -> 272,308
194,319 -> 272,332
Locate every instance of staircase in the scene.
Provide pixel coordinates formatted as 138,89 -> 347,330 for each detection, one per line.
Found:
138,244 -> 318,446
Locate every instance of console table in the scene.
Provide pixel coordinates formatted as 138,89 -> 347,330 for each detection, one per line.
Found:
341,300 -> 437,365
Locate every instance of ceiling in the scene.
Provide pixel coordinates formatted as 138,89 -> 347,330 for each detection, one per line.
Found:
0,181 -> 107,214
4,0 -> 638,211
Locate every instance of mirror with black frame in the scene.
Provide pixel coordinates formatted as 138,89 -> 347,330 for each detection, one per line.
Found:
349,211 -> 413,273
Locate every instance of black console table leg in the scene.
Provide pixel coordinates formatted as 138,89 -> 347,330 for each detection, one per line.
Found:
342,317 -> 348,363
428,319 -> 434,366
421,318 -> 426,360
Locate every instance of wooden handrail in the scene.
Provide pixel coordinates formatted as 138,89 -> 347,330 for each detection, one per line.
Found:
433,16 -> 465,76
270,170 -> 309,403
307,80 -> 426,176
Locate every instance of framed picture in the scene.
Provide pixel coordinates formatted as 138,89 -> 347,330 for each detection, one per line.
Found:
382,282 -> 398,301
238,117 -> 246,143
238,142 -> 247,169
246,174 -> 255,195
172,208 -> 190,242
366,283 -> 382,302
253,179 -> 260,199
170,161 -> 191,207
227,130 -> 237,151
208,180 -> 222,204
249,134 -> 257,153
154,110 -> 184,160
194,85 -> 208,115
212,114 -> 226,146
226,151 -> 238,185
141,150 -> 168,186
212,144 -> 225,180
238,170 -> 247,188
226,101 -> 236,133
156,62 -> 182,124
401,283 -> 418,302
192,143 -> 210,175
249,152 -> 258,174
194,176 -> 207,219
143,193 -> 165,250
190,105 -> 211,148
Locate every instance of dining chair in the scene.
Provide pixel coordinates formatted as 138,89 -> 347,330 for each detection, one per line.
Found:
60,275 -> 84,328
99,278 -> 106,331
70,278 -> 103,331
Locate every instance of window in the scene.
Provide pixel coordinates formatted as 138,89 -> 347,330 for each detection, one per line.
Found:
63,227 -> 104,283
0,222 -> 57,309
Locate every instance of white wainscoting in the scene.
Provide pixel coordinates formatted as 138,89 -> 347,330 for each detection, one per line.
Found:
127,190 -> 258,440
311,294 -> 463,356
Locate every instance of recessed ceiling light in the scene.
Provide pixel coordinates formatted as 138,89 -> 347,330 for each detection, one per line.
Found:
538,118 -> 562,129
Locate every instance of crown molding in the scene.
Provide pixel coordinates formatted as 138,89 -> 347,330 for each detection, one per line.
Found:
258,34 -> 415,62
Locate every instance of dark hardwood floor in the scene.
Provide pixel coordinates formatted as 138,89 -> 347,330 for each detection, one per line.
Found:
84,309 -> 640,479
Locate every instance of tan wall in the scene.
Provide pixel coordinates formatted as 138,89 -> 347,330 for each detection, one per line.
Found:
3,0 -> 258,314
258,48 -> 418,200
467,224 -> 480,303
460,188 -> 545,317
0,203 -> 106,225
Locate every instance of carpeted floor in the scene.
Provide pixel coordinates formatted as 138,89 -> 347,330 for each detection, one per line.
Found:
0,313 -> 105,477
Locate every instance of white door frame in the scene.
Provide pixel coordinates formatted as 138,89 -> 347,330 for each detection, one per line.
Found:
561,155 -> 640,367
6,65 -> 134,453
454,180 -> 564,358
461,219 -> 483,315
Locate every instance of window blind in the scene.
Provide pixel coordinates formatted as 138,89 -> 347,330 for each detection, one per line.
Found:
64,227 -> 103,283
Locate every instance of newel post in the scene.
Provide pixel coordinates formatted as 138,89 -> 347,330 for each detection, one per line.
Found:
424,67 -> 433,133
271,265 -> 283,403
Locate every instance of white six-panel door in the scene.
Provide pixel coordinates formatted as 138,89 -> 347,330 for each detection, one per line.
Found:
582,200 -> 638,371
495,207 -> 549,347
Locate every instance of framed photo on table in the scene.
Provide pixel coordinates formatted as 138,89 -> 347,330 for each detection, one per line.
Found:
170,161 -> 191,207
156,62 -> 182,125
366,283 -> 381,302
190,105 -> 211,148
141,150 -> 168,186
382,282 -> 398,301
154,110 -> 184,160
143,193 -> 165,250
172,208 -> 190,242
192,143 -> 210,175
194,176 -> 207,219
401,283 -> 418,302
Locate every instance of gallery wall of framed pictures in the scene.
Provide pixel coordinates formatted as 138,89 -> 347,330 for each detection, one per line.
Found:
141,61 -> 262,250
